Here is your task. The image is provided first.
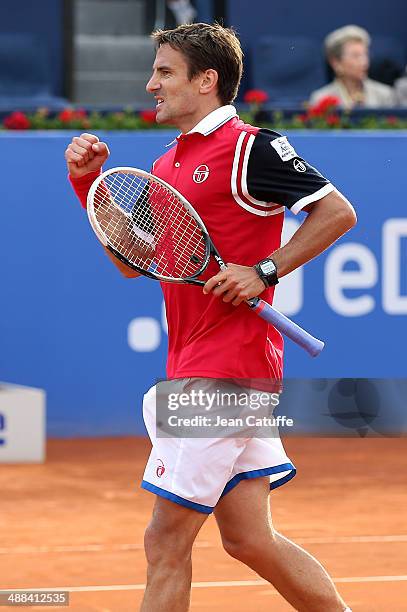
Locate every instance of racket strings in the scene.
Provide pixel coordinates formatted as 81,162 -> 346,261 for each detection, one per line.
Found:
93,172 -> 207,278
120,176 -> 205,275
100,173 -> 198,257
139,189 -> 207,276
145,187 -> 204,274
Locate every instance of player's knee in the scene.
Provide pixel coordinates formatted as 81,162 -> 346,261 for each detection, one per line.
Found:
144,521 -> 192,567
144,523 -> 159,564
222,533 -> 266,564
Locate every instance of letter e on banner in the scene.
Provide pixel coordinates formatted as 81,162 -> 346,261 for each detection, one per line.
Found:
325,244 -> 378,316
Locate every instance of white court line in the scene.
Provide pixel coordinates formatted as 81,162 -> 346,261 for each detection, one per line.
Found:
297,535 -> 407,544
0,542 -> 212,555
0,535 -> 406,555
3,576 -> 407,593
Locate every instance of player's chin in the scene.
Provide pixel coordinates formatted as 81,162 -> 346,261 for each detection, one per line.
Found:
155,108 -> 169,124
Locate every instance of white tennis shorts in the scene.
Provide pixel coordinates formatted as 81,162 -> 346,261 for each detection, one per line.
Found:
141,380 -> 296,514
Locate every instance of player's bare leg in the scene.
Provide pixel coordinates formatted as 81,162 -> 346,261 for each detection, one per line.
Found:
214,477 -> 349,612
141,496 -> 208,612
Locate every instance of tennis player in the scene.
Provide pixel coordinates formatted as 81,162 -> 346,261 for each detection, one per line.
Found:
66,23 -> 356,612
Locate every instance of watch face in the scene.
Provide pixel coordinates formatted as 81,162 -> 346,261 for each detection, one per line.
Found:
260,260 -> 276,275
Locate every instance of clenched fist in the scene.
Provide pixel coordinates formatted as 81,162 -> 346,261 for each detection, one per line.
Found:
65,132 -> 110,178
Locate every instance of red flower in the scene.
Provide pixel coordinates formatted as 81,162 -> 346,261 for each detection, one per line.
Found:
243,89 -> 269,104
386,116 -> 398,125
297,113 -> 308,123
3,111 -> 31,130
308,106 -> 323,118
318,95 -> 340,112
140,109 -> 157,124
326,114 -> 340,126
309,95 -> 340,117
58,109 -> 75,123
58,108 -> 88,123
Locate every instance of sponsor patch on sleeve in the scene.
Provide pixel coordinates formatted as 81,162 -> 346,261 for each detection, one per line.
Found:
270,136 -> 297,162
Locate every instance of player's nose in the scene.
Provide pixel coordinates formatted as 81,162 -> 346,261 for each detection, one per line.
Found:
146,74 -> 159,93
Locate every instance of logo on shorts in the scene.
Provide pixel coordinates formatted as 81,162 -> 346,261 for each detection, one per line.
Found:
293,159 -> 307,173
193,164 -> 210,183
156,459 -> 166,478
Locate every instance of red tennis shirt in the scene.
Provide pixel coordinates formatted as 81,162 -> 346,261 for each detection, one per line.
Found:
69,105 -> 333,382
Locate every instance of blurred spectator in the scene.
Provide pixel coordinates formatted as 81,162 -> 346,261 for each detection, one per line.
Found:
394,68 -> 407,107
167,0 -> 197,25
310,25 -> 396,109
369,58 -> 402,87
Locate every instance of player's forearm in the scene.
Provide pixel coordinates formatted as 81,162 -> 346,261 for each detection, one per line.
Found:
68,171 -> 139,278
270,191 -> 357,278
69,170 -> 101,209
103,247 -> 141,278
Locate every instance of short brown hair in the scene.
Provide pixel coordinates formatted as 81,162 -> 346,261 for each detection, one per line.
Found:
151,23 -> 243,105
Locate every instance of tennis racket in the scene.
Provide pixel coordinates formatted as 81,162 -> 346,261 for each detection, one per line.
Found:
87,167 -> 324,357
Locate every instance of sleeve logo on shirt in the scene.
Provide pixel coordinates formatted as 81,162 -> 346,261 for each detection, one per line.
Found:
293,159 -> 307,172
270,136 -> 297,161
193,164 -> 210,183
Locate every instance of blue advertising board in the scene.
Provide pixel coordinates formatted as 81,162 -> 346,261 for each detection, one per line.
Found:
0,131 -> 406,435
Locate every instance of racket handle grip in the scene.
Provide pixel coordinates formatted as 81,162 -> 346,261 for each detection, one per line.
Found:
246,298 -> 325,357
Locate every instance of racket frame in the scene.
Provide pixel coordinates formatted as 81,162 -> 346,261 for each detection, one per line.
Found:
87,166 -> 325,357
87,166 -> 215,284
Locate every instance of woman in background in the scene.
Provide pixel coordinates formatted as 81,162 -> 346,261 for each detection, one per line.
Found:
310,25 -> 396,109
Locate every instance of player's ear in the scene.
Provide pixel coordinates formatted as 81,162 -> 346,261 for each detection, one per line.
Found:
199,69 -> 219,96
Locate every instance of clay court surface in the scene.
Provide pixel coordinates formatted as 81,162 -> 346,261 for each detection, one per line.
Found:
1,437 -> 406,611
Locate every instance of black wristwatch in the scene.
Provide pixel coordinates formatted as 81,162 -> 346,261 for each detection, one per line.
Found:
254,257 -> 279,288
